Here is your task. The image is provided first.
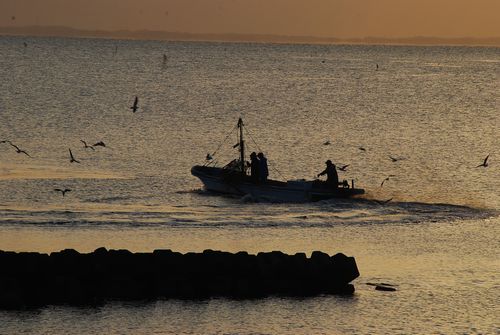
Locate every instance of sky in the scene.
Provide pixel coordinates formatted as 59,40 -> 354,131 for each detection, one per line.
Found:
1,0 -> 499,38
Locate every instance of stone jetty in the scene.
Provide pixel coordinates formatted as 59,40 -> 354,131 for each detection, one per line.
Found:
0,248 -> 359,309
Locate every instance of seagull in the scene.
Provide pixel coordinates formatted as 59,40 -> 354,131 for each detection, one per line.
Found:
80,140 -> 95,150
380,175 -> 396,187
130,96 -> 139,113
54,188 -> 71,197
92,141 -> 106,148
9,142 -> 31,157
389,156 -> 405,162
337,164 -> 349,171
374,198 -> 393,205
323,140 -> 331,146
358,147 -> 366,152
206,153 -> 213,161
476,154 -> 490,168
69,148 -> 80,163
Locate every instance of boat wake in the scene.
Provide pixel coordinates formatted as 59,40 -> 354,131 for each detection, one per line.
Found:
0,198 -> 495,228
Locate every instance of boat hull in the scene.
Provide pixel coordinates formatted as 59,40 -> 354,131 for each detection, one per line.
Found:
191,166 -> 364,202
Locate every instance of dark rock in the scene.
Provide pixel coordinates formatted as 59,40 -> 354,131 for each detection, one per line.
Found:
311,250 -> 330,263
0,247 -> 360,308
93,247 -> 108,256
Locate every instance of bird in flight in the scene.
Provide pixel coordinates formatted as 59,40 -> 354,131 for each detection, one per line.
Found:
323,140 -> 331,146
130,96 -> 139,113
476,154 -> 490,168
337,164 -> 350,171
92,141 -> 106,148
80,140 -> 95,150
69,148 -> 80,163
380,175 -> 396,187
9,142 -> 31,157
389,156 -> 405,162
54,188 -> 71,197
358,147 -> 366,152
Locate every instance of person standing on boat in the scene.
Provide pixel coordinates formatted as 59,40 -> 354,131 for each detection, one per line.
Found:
257,152 -> 269,182
250,152 -> 260,182
317,160 -> 339,188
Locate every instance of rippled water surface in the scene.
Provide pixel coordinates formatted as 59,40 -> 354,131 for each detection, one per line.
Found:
0,36 -> 499,334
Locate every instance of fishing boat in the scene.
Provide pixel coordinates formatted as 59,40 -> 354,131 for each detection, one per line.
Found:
191,118 -> 365,202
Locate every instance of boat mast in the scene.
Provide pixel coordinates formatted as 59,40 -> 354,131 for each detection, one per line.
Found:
237,118 -> 245,175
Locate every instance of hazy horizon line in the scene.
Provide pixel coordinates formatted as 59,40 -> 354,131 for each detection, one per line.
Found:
2,25 -> 500,47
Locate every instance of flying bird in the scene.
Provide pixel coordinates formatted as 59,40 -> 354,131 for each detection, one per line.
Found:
80,140 -> 95,150
389,156 -> 405,162
69,148 -> 80,163
9,142 -> 31,157
54,188 -> 71,197
323,140 -> 331,146
130,96 -> 139,113
376,64 -> 379,70
380,175 -> 396,187
92,141 -> 106,148
476,154 -> 490,168
358,147 -> 366,152
337,164 -> 350,171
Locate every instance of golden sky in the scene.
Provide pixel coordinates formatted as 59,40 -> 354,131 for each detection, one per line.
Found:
2,0 -> 499,38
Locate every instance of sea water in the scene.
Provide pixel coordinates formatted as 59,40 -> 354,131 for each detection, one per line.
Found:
0,36 -> 499,334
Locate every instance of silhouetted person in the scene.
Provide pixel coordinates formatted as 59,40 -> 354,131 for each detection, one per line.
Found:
317,160 -> 339,188
249,152 -> 260,183
257,152 -> 269,182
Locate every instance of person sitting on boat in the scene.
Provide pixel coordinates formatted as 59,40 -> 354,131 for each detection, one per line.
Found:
250,152 -> 260,182
257,152 -> 269,182
317,160 -> 339,188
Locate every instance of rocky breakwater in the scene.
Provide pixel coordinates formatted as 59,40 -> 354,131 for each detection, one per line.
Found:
0,248 -> 359,309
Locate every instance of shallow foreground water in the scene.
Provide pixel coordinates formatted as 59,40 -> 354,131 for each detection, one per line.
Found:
0,36 -> 499,334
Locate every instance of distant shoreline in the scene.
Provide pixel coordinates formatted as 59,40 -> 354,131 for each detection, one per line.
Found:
1,25 -> 499,47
